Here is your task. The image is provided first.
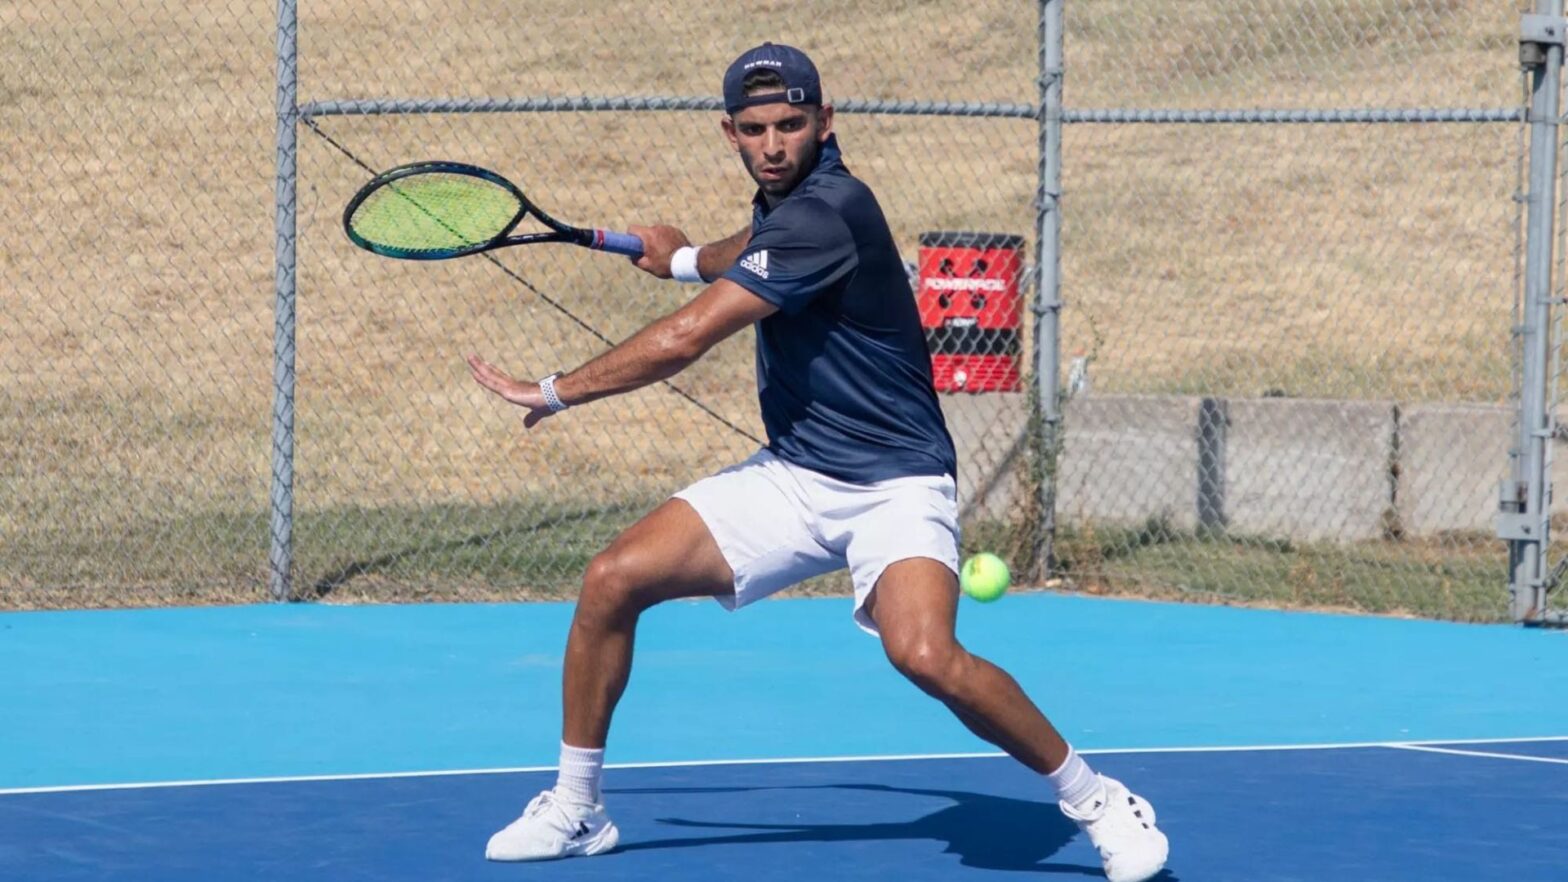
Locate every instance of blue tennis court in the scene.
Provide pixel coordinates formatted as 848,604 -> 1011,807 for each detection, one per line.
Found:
4,593 -> 1566,881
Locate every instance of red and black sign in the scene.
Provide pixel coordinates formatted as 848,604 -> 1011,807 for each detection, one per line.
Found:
916,231 -> 1024,393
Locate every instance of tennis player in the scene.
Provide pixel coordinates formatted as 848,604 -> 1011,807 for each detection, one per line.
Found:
469,42 -> 1169,882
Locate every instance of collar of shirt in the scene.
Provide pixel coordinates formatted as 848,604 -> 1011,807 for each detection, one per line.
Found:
750,134 -> 844,217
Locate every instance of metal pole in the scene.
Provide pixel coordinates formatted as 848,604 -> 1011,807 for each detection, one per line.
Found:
1033,0 -> 1064,577
268,0 -> 299,602
1506,1 -> 1564,623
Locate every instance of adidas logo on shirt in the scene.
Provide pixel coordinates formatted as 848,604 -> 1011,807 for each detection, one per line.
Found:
740,249 -> 769,279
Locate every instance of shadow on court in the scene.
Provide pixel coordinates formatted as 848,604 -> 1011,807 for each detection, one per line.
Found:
609,782 -> 1180,879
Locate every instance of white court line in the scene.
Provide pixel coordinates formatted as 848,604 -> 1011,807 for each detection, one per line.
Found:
1390,744 -> 1568,765
3,735 -> 1566,797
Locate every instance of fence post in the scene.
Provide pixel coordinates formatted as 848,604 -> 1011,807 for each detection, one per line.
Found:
268,0 -> 300,602
1505,1 -> 1565,623
1033,0 -> 1065,577
1197,398 -> 1228,533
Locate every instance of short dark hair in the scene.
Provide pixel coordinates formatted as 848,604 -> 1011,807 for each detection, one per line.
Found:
742,68 -> 788,96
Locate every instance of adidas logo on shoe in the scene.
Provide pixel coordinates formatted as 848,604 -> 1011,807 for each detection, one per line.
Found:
1059,776 -> 1168,882
486,789 -> 620,862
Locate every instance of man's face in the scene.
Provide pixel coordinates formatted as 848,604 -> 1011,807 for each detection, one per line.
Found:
723,95 -> 834,199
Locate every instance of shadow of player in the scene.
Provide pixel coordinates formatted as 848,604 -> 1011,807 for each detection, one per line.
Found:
609,781 -> 1179,879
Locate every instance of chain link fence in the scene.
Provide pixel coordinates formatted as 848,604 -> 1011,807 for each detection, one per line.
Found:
4,2 -> 278,606
0,0 -> 1549,621
2,1 -> 1041,607
1051,1 -> 1534,621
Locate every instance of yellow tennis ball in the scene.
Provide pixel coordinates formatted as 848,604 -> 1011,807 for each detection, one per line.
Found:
960,553 -> 1011,602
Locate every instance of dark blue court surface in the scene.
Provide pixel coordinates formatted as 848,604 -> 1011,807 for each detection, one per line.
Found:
4,746 -> 1565,881
3,595 -> 1566,880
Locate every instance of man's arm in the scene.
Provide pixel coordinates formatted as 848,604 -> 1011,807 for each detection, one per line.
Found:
466,278 -> 775,428
628,225 -> 751,282
694,227 -> 751,281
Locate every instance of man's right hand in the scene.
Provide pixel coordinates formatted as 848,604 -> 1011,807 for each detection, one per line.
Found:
626,224 -> 693,279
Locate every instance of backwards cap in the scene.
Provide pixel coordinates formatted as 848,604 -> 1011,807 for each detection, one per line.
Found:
722,42 -> 823,116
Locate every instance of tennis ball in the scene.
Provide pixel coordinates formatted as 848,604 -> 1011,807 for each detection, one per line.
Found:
960,553 -> 1011,602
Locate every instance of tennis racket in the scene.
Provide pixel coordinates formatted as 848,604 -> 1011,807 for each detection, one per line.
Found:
342,161 -> 644,261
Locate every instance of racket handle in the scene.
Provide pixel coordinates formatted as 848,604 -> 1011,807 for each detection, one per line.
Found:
592,230 -> 644,258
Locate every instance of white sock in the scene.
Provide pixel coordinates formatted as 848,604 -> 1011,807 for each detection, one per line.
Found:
1046,748 -> 1105,810
554,742 -> 604,805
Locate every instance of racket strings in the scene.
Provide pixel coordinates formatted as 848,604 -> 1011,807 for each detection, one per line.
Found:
350,173 -> 520,255
303,118 -> 762,445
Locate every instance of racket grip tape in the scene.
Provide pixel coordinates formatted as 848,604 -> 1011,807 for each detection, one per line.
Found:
592,230 -> 644,258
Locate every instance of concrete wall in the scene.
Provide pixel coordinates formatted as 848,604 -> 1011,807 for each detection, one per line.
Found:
1397,404 -> 1512,534
1224,399 -> 1396,541
944,393 -> 1208,529
938,392 -> 1031,519
946,392 -> 1521,543
1056,396 -> 1205,531
1053,396 -> 1398,540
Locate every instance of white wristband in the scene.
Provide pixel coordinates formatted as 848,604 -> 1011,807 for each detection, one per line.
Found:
670,246 -> 704,284
538,373 -> 569,413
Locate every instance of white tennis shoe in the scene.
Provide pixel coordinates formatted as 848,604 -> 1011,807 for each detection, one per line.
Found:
485,788 -> 620,862
1059,775 -> 1169,882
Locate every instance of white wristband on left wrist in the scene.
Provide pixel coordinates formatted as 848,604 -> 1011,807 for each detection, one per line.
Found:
539,373 -> 569,413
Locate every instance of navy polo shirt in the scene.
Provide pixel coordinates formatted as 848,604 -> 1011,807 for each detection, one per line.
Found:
720,134 -> 958,484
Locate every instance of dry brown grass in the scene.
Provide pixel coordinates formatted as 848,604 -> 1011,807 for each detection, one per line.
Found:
0,1 -> 1538,609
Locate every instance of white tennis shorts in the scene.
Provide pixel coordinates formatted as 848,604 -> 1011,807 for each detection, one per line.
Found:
673,448 -> 960,635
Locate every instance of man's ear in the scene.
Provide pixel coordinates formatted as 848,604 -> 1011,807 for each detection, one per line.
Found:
721,116 -> 741,152
816,104 -> 835,141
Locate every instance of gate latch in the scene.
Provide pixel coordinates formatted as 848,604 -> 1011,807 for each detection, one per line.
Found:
1523,14 -> 1568,66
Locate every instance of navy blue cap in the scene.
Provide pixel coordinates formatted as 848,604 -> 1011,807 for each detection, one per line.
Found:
722,42 -> 823,116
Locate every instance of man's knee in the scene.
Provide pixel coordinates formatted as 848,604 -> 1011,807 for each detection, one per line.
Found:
579,550 -> 650,621
882,632 -> 965,694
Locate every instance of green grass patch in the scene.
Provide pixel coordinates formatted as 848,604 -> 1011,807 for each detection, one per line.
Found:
1051,518 -> 1508,622
3,498 -> 1516,623
1,499 -> 646,609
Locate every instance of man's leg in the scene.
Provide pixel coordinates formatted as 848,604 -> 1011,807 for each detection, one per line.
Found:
487,498 -> 734,862
864,558 -> 1068,773
563,497 -> 736,748
867,559 -> 1169,882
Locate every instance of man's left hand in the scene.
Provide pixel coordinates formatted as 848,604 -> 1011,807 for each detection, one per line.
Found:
466,354 -> 555,429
